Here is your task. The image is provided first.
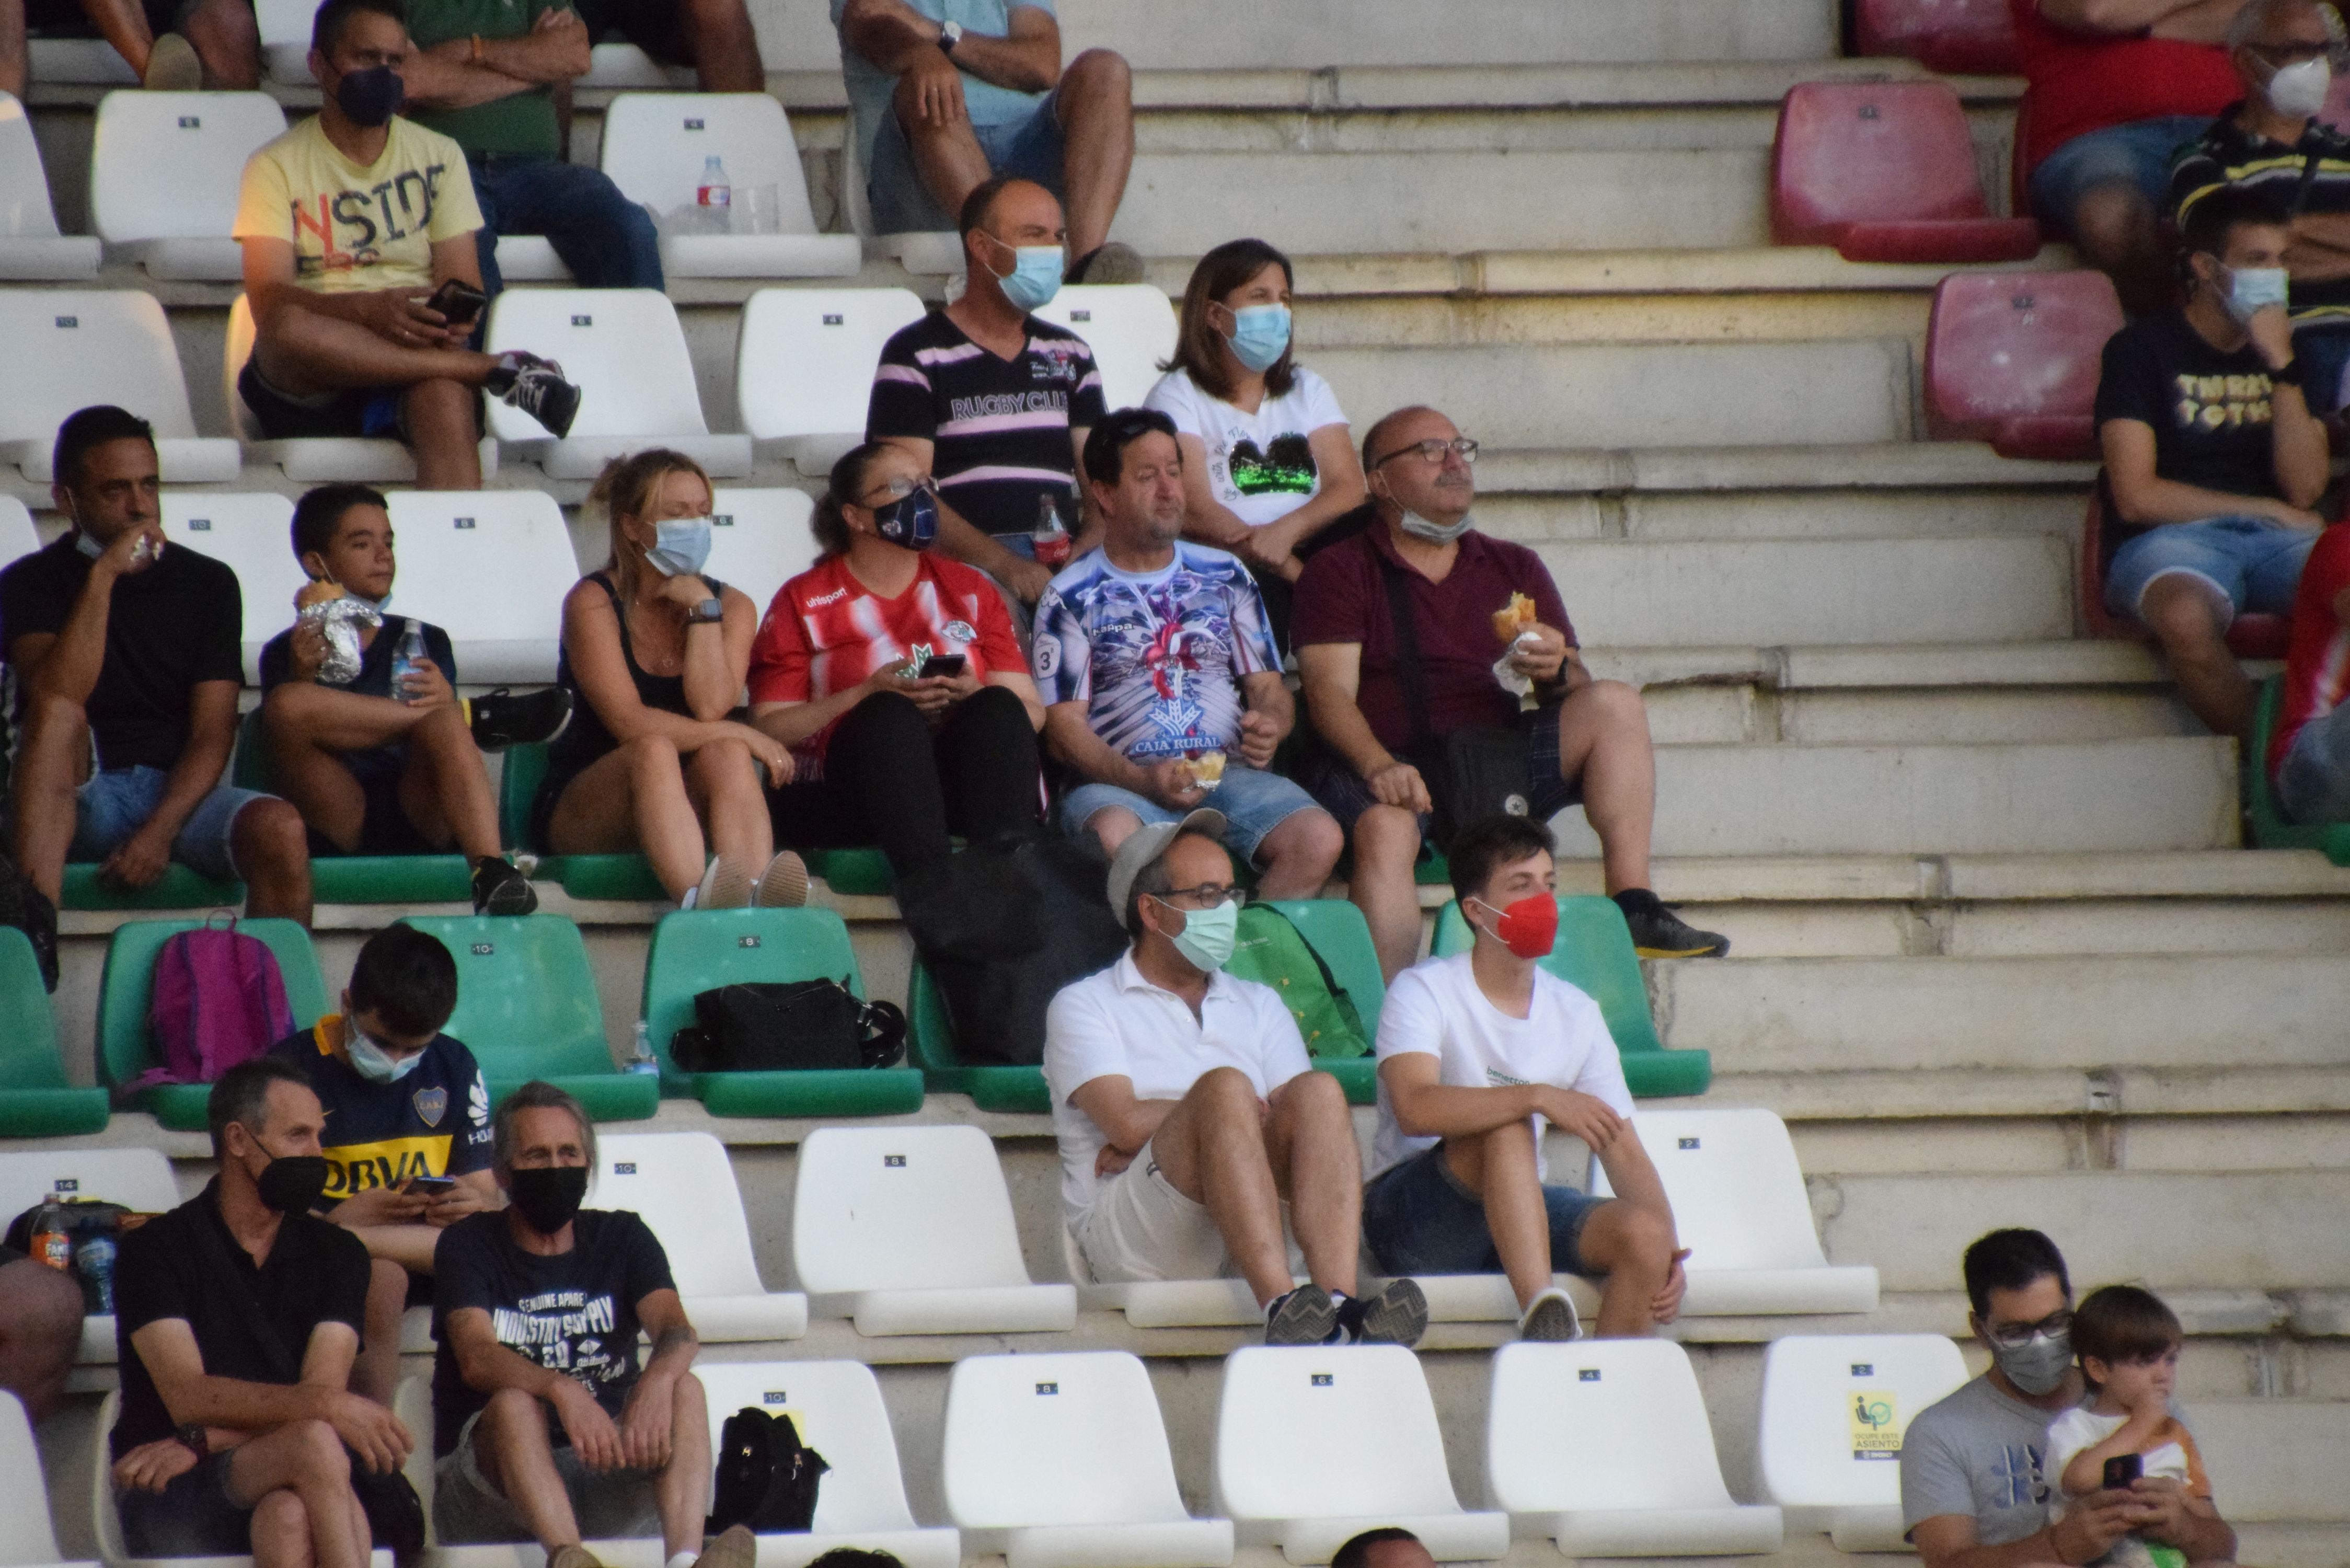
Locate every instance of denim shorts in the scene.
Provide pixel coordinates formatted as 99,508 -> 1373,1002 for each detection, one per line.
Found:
1361,1142 -> 1606,1278
868,94 -> 1068,233
432,1406 -> 662,1545
1302,701 -> 1582,841
69,767 -> 274,883
2277,704 -> 2350,824
2026,116 -> 2212,232
2103,515 -> 2316,622
1062,764 -> 1327,864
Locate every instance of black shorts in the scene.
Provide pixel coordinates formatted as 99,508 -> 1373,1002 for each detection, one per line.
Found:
304,747 -> 440,858
238,361 -> 409,442
25,0 -> 181,37
120,1454 -> 252,1557
571,0 -> 691,64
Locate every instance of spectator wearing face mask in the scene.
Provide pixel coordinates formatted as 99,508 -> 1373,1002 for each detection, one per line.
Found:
270,925 -> 494,1406
2095,185 -> 2329,739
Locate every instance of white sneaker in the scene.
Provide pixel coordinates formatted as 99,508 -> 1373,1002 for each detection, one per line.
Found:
753,849 -> 810,908
692,856 -> 754,911
1519,1285 -> 1582,1342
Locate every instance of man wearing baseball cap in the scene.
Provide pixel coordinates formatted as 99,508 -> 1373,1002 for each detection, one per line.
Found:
1041,808 -> 1427,1345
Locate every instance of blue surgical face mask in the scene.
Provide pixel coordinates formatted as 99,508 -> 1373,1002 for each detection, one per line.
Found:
1398,508 -> 1474,543
873,486 -> 939,551
2223,264 -> 2290,325
985,235 -> 1064,313
345,1021 -> 422,1084
334,63 -> 405,128
644,515 -> 713,578
1223,303 -> 1292,374
1158,896 -> 1240,974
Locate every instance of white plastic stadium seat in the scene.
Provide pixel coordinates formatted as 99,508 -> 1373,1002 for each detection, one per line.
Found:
0,497 -> 40,571
585,1131 -> 808,1342
90,91 -> 286,280
1216,1345 -> 1508,1564
1058,1220 -> 1262,1328
734,286 -> 926,474
24,39 -> 135,84
792,1125 -> 1077,1336
224,296 -> 500,482
0,1149 -> 179,1369
157,491 -> 299,684
943,1351 -> 1234,1568
491,235 -> 571,281
583,42 -> 695,87
483,289 -> 752,478
693,1361 -> 960,1568
1032,285 -> 1179,413
1758,1334 -> 1971,1552
705,488 -> 819,616
1,1391 -> 97,1568
0,292 -> 240,482
0,94 -> 101,280
382,490 -> 580,687
1591,1107 -> 1879,1315
1485,1340 -> 1785,1559
598,95 -> 860,279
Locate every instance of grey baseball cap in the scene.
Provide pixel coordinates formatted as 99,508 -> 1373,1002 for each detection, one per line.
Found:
1105,808 -> 1228,919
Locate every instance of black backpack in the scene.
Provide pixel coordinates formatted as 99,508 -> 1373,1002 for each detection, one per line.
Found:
0,850 -> 59,991
669,979 -> 906,1073
708,1406 -> 829,1534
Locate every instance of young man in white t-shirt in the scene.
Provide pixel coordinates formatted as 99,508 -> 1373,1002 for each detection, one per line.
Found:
1043,809 -> 1426,1346
1364,814 -> 1687,1340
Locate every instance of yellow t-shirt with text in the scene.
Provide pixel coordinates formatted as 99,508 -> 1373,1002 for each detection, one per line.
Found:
232,113 -> 482,293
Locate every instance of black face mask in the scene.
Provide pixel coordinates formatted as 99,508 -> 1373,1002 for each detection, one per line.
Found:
255,1154 -> 331,1215
335,63 -> 406,128
508,1165 -> 590,1235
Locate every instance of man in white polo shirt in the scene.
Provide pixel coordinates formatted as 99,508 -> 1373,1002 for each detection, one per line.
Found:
1043,808 -> 1426,1345
1364,813 -> 1687,1340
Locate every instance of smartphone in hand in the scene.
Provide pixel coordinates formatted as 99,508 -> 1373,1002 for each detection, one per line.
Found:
424,278 -> 488,328
405,1175 -> 458,1197
2103,1454 -> 2144,1490
918,653 -> 967,678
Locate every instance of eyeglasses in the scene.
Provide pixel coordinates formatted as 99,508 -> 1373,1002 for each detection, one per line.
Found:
1369,437 -> 1479,469
1151,884 -> 1249,910
1984,1308 -> 2072,1349
858,475 -> 937,505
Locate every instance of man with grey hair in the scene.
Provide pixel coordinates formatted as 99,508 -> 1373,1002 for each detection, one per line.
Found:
429,1082 -> 750,1568
1041,809 -> 1426,1346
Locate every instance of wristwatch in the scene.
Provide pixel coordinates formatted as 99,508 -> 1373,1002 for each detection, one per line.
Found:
176,1423 -> 208,1460
2273,358 -> 2306,387
937,19 -> 962,52
686,597 -> 724,625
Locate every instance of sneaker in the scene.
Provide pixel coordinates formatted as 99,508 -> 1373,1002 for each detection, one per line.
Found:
548,1548 -> 607,1568
1066,241 -> 1145,284
1264,1283 -> 1337,1346
1617,891 -> 1730,959
1519,1285 -> 1582,1342
142,31 -> 202,89
487,351 -> 582,438
753,849 -> 810,908
1332,1278 -> 1429,1347
467,686 -> 573,751
472,856 -> 537,916
692,856 -> 754,912
692,1524 -> 757,1568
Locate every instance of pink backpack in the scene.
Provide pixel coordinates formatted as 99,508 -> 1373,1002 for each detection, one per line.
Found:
132,916 -> 295,1089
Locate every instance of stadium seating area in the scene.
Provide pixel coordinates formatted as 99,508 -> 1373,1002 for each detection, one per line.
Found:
3,0 -> 2349,1565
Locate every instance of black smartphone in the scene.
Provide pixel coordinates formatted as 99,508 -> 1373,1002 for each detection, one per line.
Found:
405,1175 -> 457,1196
919,653 -> 967,677
2103,1454 -> 2143,1490
425,278 -> 488,327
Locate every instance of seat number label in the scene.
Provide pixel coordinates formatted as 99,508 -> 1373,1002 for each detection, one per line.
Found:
738,933 -> 760,947
1677,1137 -> 1700,1149
1579,1368 -> 1600,1381
615,1162 -> 636,1174
1035,1382 -> 1057,1396
1310,1373 -> 1333,1387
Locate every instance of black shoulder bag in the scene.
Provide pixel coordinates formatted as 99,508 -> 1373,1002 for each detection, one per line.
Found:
707,1405 -> 829,1534
669,978 -> 906,1074
1374,550 -> 1534,853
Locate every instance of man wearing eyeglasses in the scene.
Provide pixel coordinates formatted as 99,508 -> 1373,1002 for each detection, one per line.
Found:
1291,404 -> 1727,981
1903,1228 -> 2235,1568
1042,811 -> 1428,1346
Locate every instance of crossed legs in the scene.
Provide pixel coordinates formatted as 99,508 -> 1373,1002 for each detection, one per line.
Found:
252,314 -> 505,490
227,1419 -> 376,1568
263,684 -> 502,862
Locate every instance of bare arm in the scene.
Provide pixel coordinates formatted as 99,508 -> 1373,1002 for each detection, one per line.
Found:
2034,0 -> 2238,37
2101,419 -> 2325,528
838,0 -> 1059,90
1914,1496 -> 2143,1568
1237,669 -> 1294,744
1238,425 -> 1372,571
561,580 -> 735,741
1171,432 -> 1256,551
676,584 -> 758,722
397,46 -> 536,107
129,1318 -> 411,1470
1045,698 -> 1154,789
751,663 -> 904,750
18,548 -> 134,707
1069,1074 -> 1180,1156
1381,1051 -> 1630,1151
242,234 -> 475,349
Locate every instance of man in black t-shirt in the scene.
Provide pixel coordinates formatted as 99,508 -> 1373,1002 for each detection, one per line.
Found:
867,176 -> 1109,605
109,1058 -> 410,1564
431,1081 -> 744,1568
2095,187 -> 2331,738
257,482 -> 568,915
0,406 -> 312,921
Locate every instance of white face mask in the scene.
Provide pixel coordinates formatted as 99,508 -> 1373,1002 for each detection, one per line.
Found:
2268,55 -> 2332,119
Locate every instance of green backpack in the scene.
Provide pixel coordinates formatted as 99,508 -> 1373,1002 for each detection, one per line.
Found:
1227,905 -> 1370,1059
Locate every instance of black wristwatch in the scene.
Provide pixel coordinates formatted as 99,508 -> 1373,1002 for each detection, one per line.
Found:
686,597 -> 724,625
176,1423 -> 208,1459
937,18 -> 962,52
2273,358 -> 2306,387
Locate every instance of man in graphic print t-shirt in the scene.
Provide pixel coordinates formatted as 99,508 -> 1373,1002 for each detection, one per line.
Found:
1034,408 -> 1343,897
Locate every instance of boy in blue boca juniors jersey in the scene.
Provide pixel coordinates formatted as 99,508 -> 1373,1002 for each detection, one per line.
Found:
270,923 -> 494,1403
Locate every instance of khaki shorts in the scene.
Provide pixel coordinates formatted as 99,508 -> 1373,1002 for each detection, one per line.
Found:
1076,1139 -> 1301,1284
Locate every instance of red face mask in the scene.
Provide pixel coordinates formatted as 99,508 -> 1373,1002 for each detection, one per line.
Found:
1472,893 -> 1558,960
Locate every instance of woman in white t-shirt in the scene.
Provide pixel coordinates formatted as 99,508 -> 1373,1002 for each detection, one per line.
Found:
1143,238 -> 1368,637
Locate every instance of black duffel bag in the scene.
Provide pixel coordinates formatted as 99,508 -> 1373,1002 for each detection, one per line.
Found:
670,978 -> 906,1073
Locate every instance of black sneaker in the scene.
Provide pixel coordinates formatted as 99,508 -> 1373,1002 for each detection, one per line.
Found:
467,686 -> 573,751
1264,1284 -> 1337,1346
473,856 -> 537,916
1616,890 -> 1730,959
1332,1278 -> 1429,1347
488,351 -> 582,438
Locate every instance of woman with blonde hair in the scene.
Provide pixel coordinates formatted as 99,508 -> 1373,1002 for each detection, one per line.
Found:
532,448 -> 805,908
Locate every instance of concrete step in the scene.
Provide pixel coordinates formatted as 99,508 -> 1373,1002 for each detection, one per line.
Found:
1642,684 -> 2196,746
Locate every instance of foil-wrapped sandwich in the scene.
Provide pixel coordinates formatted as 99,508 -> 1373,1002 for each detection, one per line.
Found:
296,581 -> 382,687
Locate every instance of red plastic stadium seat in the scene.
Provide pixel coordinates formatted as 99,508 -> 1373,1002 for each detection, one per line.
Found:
2081,487 -> 2291,657
1770,82 -> 2042,263
1926,271 -> 2124,460
1854,0 -> 2020,75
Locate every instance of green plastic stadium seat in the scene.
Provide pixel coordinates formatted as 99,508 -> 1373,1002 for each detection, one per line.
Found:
62,863 -> 242,912
1432,894 -> 1711,1098
2244,675 -> 2350,864
906,960 -> 1049,1112
807,847 -> 894,896
1259,898 -> 1386,1105
96,918 -> 328,1131
0,928 -> 110,1137
232,709 -> 477,904
400,913 -> 658,1121
638,907 -> 924,1117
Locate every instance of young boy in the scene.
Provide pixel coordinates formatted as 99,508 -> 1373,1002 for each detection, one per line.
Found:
270,923 -> 498,1404
2047,1285 -> 2221,1568
258,482 -> 570,914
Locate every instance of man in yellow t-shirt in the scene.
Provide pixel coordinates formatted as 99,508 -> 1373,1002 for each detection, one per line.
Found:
233,0 -> 582,490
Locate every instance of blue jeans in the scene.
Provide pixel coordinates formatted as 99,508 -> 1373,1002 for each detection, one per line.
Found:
1362,1143 -> 1607,1278
2295,323 -> 2350,416
469,153 -> 664,298
1062,764 -> 1328,865
2103,515 -> 2314,622
2027,116 -> 2212,233
868,94 -> 1068,233
2278,703 -> 2350,824
68,767 -> 274,882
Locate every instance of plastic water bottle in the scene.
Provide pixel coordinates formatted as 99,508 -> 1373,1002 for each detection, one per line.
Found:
696,156 -> 731,235
627,1019 -> 661,1076
391,621 -> 427,704
1031,493 -> 1072,569
76,1233 -> 117,1313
